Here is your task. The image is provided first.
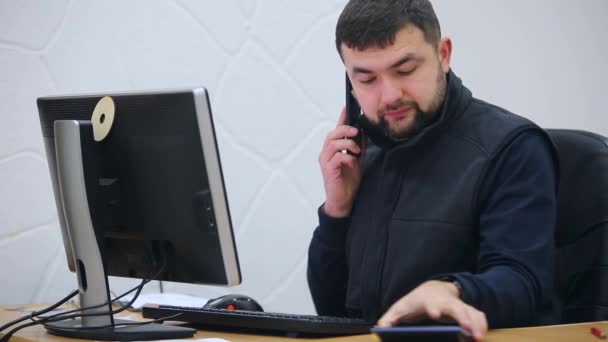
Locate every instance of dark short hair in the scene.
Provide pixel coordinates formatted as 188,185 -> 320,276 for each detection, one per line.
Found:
336,0 -> 441,55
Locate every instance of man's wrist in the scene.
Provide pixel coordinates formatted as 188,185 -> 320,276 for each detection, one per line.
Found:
437,278 -> 462,299
322,202 -> 351,218
451,280 -> 462,299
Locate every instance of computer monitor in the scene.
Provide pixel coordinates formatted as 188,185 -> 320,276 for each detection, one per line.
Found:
37,88 -> 241,340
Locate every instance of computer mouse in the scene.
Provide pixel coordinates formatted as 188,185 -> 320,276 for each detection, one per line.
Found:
203,294 -> 264,312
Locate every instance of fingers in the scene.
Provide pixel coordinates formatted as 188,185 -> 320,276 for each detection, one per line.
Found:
320,137 -> 361,164
337,107 -> 347,127
377,308 -> 402,327
377,299 -> 420,327
461,305 -> 486,341
376,281 -> 487,341
437,302 -> 472,329
378,298 -> 486,340
433,302 -> 487,341
325,125 -> 359,146
377,309 -> 395,327
321,109 -> 362,162
377,298 -> 402,327
320,122 -> 361,164
469,308 -> 488,341
322,126 -> 360,159
324,150 -> 360,176
330,108 -> 359,143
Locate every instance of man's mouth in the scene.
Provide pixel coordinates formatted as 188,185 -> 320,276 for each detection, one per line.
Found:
384,107 -> 413,121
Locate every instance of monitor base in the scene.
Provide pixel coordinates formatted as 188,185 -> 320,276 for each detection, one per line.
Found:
44,319 -> 195,341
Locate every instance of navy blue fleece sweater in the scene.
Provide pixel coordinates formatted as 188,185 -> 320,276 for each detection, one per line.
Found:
307,130 -> 559,327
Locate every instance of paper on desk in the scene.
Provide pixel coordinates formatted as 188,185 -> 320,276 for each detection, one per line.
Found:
119,292 -> 209,309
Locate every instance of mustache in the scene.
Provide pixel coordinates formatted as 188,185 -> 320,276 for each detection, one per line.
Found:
380,100 -> 418,114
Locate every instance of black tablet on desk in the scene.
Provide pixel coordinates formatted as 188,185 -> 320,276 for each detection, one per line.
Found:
371,326 -> 473,342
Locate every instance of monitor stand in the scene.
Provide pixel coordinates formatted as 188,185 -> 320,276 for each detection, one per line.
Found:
44,120 -> 195,340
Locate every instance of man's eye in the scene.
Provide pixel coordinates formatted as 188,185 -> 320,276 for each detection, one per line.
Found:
360,78 -> 376,85
398,69 -> 415,76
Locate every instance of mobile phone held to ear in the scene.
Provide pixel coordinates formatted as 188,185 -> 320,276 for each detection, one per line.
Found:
371,326 -> 474,342
345,72 -> 361,128
345,73 -> 363,152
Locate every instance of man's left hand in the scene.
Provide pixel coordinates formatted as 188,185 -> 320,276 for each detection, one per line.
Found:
377,280 -> 487,341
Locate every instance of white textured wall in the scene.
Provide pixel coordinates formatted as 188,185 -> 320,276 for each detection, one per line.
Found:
1,0 -> 606,315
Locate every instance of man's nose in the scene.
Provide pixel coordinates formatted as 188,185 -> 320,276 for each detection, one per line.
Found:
380,78 -> 403,106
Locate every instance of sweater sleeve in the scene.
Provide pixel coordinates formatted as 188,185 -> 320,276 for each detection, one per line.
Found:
439,130 -> 558,328
307,205 -> 351,317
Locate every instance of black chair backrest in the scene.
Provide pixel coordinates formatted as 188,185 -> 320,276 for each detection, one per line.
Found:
547,129 -> 608,323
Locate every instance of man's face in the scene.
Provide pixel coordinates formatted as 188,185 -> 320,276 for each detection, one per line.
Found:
341,25 -> 452,140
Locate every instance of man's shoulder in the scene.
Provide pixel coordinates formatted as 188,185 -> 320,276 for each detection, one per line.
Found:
447,98 -> 543,157
467,98 -> 536,129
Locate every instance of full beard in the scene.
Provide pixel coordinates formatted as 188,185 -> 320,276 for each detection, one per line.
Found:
372,69 -> 447,141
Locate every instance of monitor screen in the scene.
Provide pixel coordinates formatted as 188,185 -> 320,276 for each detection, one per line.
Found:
37,88 -> 241,287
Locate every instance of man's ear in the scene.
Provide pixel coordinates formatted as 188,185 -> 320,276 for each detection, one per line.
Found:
438,37 -> 452,73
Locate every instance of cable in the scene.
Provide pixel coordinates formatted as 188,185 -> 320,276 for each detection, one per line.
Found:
41,312 -> 183,331
110,290 -> 141,313
0,277 -> 148,342
39,260 -> 165,324
1,257 -> 166,341
0,312 -> 184,342
42,276 -> 147,322
45,255 -> 167,322
0,289 -> 78,332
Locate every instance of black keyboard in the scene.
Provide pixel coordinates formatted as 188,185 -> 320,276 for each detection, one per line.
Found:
142,304 -> 373,336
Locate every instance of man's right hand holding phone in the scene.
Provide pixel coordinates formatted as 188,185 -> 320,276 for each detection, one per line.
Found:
319,108 -> 365,218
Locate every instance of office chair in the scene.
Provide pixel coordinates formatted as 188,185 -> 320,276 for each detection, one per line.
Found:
547,129 -> 608,323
